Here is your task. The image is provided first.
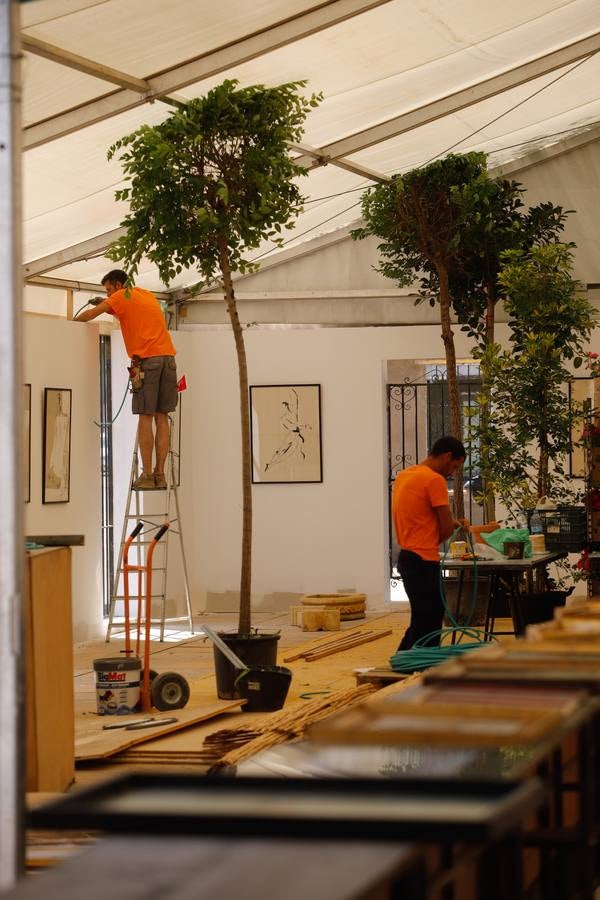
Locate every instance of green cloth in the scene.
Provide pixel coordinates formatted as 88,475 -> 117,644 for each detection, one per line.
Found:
482,528 -> 532,558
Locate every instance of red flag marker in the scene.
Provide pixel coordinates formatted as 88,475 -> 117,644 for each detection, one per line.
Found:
177,374 -> 187,392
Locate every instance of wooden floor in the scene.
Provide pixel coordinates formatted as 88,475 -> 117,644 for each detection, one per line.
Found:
71,607 -> 411,786
28,605 -> 521,872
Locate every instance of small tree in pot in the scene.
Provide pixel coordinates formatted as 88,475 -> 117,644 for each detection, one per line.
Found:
107,80 -> 320,649
480,242 -> 594,511
353,152 -> 490,517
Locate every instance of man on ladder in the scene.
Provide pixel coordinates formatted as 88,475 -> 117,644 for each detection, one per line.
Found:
75,269 -> 177,490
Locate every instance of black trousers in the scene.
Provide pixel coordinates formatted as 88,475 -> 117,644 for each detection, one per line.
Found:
397,550 -> 444,650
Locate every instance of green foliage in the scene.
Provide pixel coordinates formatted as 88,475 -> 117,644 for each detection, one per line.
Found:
450,193 -> 569,346
106,79 -> 321,284
353,151 -> 489,285
473,244 -> 594,514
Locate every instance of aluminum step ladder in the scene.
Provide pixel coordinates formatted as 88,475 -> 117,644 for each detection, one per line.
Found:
105,421 -> 194,642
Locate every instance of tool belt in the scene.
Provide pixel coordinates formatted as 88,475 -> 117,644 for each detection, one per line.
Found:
128,356 -> 144,392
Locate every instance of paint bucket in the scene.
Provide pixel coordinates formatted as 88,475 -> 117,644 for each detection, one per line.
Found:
93,657 -> 141,715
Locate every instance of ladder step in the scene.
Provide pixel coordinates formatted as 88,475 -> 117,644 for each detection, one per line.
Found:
125,514 -> 173,519
112,594 -> 167,601
107,616 -> 193,631
119,539 -> 171,546
118,567 -> 166,573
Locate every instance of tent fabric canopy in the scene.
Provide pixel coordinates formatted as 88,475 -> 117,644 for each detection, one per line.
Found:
20,0 -> 600,292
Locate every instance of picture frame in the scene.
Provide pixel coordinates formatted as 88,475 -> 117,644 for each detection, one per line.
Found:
42,388 -> 72,504
24,384 -> 31,503
250,384 -> 322,484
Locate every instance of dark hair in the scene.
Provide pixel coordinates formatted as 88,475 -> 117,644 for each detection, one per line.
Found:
101,269 -> 128,287
430,436 -> 466,460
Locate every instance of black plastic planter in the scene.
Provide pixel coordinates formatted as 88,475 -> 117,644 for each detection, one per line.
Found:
213,632 -> 280,700
236,665 -> 292,712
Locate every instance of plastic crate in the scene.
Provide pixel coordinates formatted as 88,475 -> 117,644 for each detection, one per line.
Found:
536,506 -> 587,552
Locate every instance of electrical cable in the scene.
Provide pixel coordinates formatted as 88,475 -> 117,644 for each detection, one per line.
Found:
247,52 -> 597,270
390,526 -> 497,674
421,51 -> 597,167
93,378 -> 130,429
72,299 -> 131,429
73,297 -> 104,318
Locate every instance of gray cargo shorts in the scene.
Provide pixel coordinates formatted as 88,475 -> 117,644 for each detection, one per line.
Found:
132,355 -> 178,415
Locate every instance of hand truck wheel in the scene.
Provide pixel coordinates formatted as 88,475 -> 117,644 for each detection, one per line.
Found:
150,671 -> 190,711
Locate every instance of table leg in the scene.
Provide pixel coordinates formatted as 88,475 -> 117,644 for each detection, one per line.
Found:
476,832 -> 524,900
507,573 -> 526,637
450,571 -> 465,644
485,574 -> 497,640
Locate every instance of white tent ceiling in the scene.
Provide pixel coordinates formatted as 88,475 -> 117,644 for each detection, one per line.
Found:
20,0 -> 600,294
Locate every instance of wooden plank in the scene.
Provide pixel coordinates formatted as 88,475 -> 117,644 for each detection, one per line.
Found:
283,628 -> 367,662
305,629 -> 393,660
412,683 -> 586,715
354,666 -> 411,687
308,700 -> 563,747
75,700 -> 242,760
15,834 -> 424,900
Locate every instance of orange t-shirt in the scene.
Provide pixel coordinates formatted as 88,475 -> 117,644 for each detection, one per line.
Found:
106,286 -> 176,360
392,464 -> 449,561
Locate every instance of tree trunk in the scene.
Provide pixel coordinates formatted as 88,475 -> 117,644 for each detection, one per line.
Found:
437,264 -> 464,518
481,286 -> 497,523
217,234 -> 252,635
537,389 -> 550,500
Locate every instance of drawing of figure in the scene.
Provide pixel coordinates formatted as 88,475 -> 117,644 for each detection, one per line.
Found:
264,388 -> 312,472
47,391 -> 70,492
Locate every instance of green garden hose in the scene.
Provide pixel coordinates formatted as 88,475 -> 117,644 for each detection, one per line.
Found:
390,527 -> 497,673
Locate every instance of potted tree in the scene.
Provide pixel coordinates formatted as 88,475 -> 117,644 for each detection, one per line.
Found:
353,152 -> 491,517
476,242 -> 594,604
106,79 -> 320,696
431,183 -> 568,522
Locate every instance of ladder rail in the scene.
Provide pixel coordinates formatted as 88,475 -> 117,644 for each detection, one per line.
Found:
105,415 -> 194,642
105,436 -> 140,640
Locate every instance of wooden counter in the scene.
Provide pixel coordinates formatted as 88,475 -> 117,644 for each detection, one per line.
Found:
25,547 -> 74,792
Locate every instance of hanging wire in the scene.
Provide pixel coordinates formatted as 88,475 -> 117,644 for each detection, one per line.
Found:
94,379 -> 130,429
246,50 -> 598,268
421,51 -> 598,167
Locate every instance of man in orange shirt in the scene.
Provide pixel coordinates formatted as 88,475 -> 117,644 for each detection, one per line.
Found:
392,436 -> 467,650
76,270 -> 177,490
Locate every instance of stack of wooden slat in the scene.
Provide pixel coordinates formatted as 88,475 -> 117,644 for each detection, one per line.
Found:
205,683 -> 377,771
284,628 -> 392,663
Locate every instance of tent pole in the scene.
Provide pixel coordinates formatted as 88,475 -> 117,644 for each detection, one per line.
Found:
0,0 -> 25,889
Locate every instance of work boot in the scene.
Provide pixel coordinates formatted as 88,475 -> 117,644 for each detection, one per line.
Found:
154,473 -> 167,490
132,473 -> 156,491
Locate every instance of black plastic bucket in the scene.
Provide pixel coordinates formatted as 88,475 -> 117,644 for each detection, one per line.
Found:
213,632 -> 280,700
236,665 -> 292,712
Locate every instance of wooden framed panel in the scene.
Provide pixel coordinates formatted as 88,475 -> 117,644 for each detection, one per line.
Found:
24,383 -> 31,503
42,387 -> 72,503
250,384 -> 322,484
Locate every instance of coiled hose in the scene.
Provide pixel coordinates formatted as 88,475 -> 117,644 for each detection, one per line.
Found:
390,527 -> 497,673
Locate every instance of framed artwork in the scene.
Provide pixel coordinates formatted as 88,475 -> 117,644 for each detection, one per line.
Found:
43,388 -> 72,504
250,384 -> 322,484
24,384 -> 31,503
